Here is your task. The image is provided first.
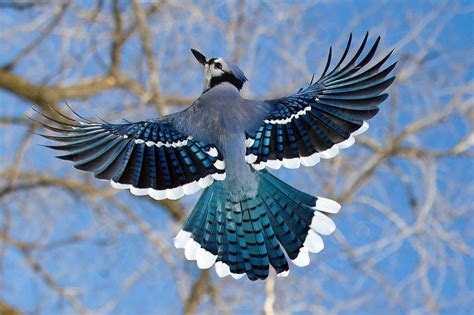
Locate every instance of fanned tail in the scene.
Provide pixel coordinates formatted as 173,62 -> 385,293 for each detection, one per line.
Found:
174,170 -> 340,281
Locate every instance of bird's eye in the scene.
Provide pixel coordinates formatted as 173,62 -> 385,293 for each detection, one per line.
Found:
214,62 -> 222,70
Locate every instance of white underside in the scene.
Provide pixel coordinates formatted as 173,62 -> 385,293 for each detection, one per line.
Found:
246,121 -> 369,170
173,196 -> 341,279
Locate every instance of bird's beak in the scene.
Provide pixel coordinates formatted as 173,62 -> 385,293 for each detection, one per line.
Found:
191,48 -> 207,65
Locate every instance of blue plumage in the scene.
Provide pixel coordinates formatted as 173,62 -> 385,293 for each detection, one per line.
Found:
245,34 -> 395,170
38,33 -> 395,280
226,60 -> 248,84
181,171 -> 314,280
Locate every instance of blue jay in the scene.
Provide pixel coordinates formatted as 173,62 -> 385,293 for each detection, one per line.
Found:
38,33 -> 396,281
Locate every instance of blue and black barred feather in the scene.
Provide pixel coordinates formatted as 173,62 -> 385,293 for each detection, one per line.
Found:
36,108 -> 226,200
245,32 -> 396,170
177,170 -> 326,280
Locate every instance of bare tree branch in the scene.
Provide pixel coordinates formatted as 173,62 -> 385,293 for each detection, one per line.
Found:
183,270 -> 211,315
131,0 -> 166,114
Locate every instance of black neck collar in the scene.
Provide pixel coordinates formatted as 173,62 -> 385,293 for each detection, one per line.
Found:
208,73 -> 244,92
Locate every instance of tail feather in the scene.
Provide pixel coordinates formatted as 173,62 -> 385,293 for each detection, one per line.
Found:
201,192 -> 219,251
262,182 -> 312,248
215,202 -> 245,278
223,202 -> 246,277
257,197 -> 290,274
242,197 -> 270,280
261,174 -> 316,206
174,170 -> 341,281
232,201 -> 255,278
215,202 -> 227,269
259,187 -> 304,260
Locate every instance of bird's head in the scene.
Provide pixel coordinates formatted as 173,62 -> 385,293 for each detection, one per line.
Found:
191,48 -> 248,92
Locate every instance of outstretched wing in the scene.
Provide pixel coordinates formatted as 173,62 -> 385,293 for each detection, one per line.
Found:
245,33 -> 396,170
36,108 -> 225,200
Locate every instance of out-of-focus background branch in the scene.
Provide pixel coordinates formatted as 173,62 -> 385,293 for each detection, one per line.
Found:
0,1 -> 472,314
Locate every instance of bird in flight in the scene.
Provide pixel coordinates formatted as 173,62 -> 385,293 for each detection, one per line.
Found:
37,33 -> 396,281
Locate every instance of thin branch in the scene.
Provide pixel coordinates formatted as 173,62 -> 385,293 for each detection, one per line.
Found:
20,249 -> 90,315
4,1 -> 70,70
0,301 -> 23,315
109,0 -> 123,76
263,272 -> 276,315
131,0 -> 166,114
0,68 -> 192,116
183,270 -> 210,315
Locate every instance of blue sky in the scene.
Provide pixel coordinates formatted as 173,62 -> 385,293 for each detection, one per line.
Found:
0,1 -> 473,314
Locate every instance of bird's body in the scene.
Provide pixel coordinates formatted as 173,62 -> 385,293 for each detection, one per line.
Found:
171,82 -> 267,194
37,33 -> 396,280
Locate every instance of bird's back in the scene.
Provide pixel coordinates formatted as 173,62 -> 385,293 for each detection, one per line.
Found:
171,83 -> 268,193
